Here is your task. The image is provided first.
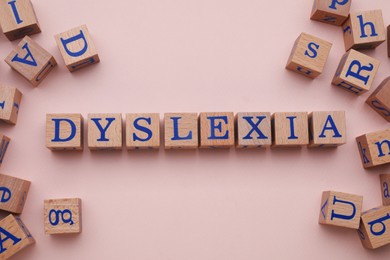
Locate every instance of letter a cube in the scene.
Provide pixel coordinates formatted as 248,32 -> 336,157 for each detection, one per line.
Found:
309,111 -> 346,147
0,85 -> 22,125
44,198 -> 82,234
285,33 -> 332,79
342,10 -> 386,51
5,36 -> 57,87
46,114 -> 83,151
164,113 -> 198,149
125,113 -> 160,149
0,214 -> 35,259
366,77 -> 390,122
0,0 -> 41,41
356,128 -> 390,168
0,173 -> 30,214
55,25 -> 100,72
0,134 -> 11,168
272,112 -> 309,147
199,112 -> 234,148
310,0 -> 351,26
319,191 -> 363,229
332,50 -> 380,95
358,206 -> 390,249
236,112 -> 272,148
380,174 -> 390,206
88,113 -> 122,150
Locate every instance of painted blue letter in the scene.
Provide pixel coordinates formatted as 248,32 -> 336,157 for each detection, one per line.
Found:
345,60 -> 373,85
51,119 -> 76,142
375,140 -> 390,158
171,117 -> 192,141
0,226 -> 21,254
133,117 -> 153,142
60,30 -> 88,57
330,196 -> 356,220
243,116 -> 268,140
319,115 -> 342,138
91,118 -> 115,142
287,116 -> 298,140
304,42 -> 319,58
358,15 -> 378,38
207,116 -> 229,140
7,1 -> 23,24
329,0 -> 349,10
11,43 -> 37,66
0,187 -> 11,203
368,213 -> 390,236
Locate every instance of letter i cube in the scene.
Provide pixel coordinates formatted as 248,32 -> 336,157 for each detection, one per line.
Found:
310,0 -> 351,26
164,113 -> 198,149
285,33 -> 332,79
44,198 -> 82,234
5,36 -> 57,87
88,113 -> 122,150
319,191 -> 363,229
199,112 -> 235,148
0,134 -> 11,168
0,0 -> 41,41
342,10 -> 386,51
366,77 -> 390,122
358,206 -> 390,249
380,174 -> 390,206
332,50 -> 380,95
55,25 -> 100,72
236,112 -> 272,148
126,113 -> 160,149
309,111 -> 346,147
272,112 -> 309,147
46,114 -> 83,151
0,214 -> 35,259
356,128 -> 390,168
0,85 -> 22,125
0,173 -> 30,214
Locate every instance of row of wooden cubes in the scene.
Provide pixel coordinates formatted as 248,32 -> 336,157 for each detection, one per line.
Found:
46,111 -> 346,150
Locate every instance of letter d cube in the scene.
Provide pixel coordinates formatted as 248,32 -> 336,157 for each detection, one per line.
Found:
358,206 -> 390,249
319,191 -> 363,229
46,114 -> 83,151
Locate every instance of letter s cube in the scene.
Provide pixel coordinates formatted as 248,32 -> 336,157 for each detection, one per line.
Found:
46,114 -> 83,151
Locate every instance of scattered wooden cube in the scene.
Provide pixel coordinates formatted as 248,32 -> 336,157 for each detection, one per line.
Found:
88,113 -> 122,150
285,32 -> 332,79
309,111 -> 346,147
55,25 -> 100,72
272,112 -> 309,147
46,114 -> 83,151
310,0 -> 351,26
0,85 -> 22,125
0,134 -> 11,168
319,191 -> 363,229
236,112 -> 271,148
366,77 -> 390,122
356,128 -> 390,168
164,113 -> 198,149
342,10 -> 386,51
332,50 -> 380,95
125,113 -> 160,149
199,112 -> 234,148
358,206 -> 390,249
0,214 -> 35,259
380,174 -> 390,206
44,198 -> 82,235
5,36 -> 57,87
0,0 -> 41,41
0,173 -> 30,214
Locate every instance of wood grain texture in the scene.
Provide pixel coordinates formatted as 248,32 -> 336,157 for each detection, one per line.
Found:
272,112 -> 309,147
125,113 -> 160,149
380,174 -> 390,206
366,76 -> 390,121
0,134 -> 11,168
46,114 -> 83,151
164,113 -> 198,149
236,112 -> 271,148
309,111 -> 346,147
0,85 -> 22,125
199,112 -> 234,148
356,128 -> 390,168
358,206 -> 390,249
310,0 -> 351,26
88,113 -> 122,150
0,173 -> 30,214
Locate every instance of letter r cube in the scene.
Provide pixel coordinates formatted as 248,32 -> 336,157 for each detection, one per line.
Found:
46,114 -> 83,151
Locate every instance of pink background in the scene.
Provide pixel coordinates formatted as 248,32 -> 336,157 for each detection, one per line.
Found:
1,0 -> 390,259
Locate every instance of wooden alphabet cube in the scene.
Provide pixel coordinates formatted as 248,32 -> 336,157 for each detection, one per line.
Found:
366,77 -> 390,122
0,134 -> 11,168
356,128 -> 390,168
46,114 -> 83,151
125,113 -> 160,149
309,111 -> 346,147
0,173 -> 30,214
0,214 -> 35,259
319,191 -> 363,229
236,112 -> 271,148
285,33 -> 332,79
310,0 -> 351,26
380,174 -> 390,206
342,10 -> 386,51
5,36 -> 57,87
199,112 -> 234,148
0,0 -> 41,41
358,206 -> 390,249
164,113 -> 198,149
44,198 -> 82,234
0,85 -> 22,125
272,112 -> 309,147
332,50 -> 380,95
55,25 -> 100,72
88,113 -> 122,150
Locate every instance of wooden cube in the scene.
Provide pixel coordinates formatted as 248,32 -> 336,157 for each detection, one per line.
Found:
0,0 -> 41,41
332,50 -> 380,95
356,128 -> 390,168
46,114 -> 83,151
164,113 -> 198,149
0,85 -> 22,125
342,10 -> 386,51
310,0 -> 351,26
309,111 -> 346,147
88,113 -> 122,150
5,36 -> 57,87
55,25 -> 100,72
319,191 -> 363,229
380,174 -> 390,206
236,112 -> 271,148
0,214 -> 35,259
199,112 -> 234,148
366,77 -> 390,122
125,113 -> 160,149
285,33 -> 332,79
44,198 -> 82,235
0,134 -> 11,168
0,173 -> 30,214
358,206 -> 390,249
272,112 -> 309,147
